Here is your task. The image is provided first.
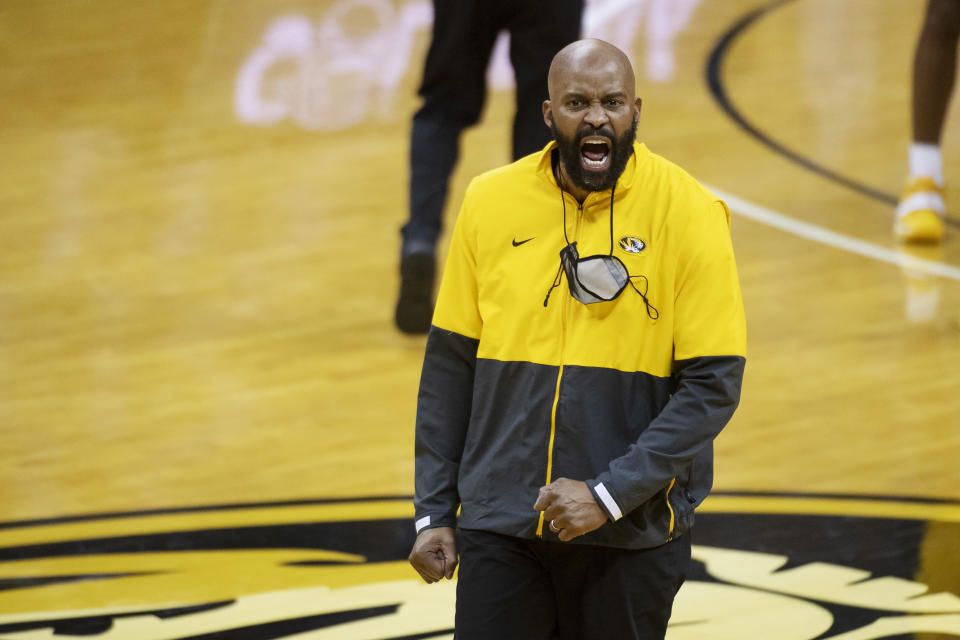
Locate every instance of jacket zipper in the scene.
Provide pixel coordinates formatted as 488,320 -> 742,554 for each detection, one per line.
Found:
537,198 -> 583,538
536,364 -> 564,538
664,477 -> 677,542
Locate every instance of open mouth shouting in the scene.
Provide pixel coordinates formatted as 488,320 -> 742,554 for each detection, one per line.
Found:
580,136 -> 612,172
550,118 -> 636,193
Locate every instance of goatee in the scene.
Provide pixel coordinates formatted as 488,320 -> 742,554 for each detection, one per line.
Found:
551,119 -> 637,193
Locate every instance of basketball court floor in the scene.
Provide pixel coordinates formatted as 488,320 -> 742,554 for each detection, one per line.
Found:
0,0 -> 958,638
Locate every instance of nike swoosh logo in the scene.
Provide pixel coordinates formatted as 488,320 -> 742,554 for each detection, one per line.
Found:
512,237 -> 535,247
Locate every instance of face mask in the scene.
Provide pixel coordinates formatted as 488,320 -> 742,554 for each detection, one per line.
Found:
559,241 -> 629,304
543,161 -> 659,320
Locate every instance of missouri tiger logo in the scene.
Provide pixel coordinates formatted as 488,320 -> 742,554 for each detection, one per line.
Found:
618,236 -> 646,254
0,494 -> 958,639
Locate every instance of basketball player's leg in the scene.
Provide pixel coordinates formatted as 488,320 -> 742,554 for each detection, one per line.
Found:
455,529 -> 557,640
897,0 -> 960,242
397,0 -> 505,334
507,0 -> 583,160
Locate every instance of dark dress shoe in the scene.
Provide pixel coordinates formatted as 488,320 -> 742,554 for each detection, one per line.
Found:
395,252 -> 435,334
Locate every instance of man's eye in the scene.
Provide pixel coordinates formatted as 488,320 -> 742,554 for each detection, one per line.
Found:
568,99 -> 584,108
606,99 -> 624,107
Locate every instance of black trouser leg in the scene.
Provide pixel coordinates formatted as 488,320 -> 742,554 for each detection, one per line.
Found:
403,0 -> 583,251
455,529 -> 690,640
403,116 -> 460,257
508,0 -> 584,159
402,0 -> 504,256
455,529 -> 557,640
550,535 -> 691,640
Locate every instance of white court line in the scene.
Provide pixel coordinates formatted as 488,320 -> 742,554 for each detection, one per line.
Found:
707,185 -> 960,282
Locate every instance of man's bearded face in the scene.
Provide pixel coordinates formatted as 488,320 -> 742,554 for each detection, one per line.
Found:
551,118 -> 637,193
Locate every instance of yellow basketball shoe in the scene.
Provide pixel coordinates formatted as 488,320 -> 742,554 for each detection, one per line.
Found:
894,177 -> 946,242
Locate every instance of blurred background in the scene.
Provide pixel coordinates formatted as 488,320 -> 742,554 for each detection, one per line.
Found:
0,0 -> 958,638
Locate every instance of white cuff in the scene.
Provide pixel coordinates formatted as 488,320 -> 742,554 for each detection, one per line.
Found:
593,482 -> 623,521
415,515 -> 431,533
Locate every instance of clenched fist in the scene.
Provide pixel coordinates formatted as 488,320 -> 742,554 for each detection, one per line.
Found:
408,526 -> 457,583
533,478 -> 608,542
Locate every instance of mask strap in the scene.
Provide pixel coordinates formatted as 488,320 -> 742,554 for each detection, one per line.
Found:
543,262 -> 564,307
556,155 -> 572,246
545,156 -> 572,308
628,274 -> 660,320
608,183 -> 616,256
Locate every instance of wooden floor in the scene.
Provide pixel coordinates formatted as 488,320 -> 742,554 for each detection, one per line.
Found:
0,0 -> 958,637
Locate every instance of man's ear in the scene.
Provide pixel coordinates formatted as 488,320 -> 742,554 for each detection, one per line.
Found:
634,97 -> 642,124
542,100 -> 553,128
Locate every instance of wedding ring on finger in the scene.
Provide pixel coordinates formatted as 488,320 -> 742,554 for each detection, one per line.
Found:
549,519 -> 561,533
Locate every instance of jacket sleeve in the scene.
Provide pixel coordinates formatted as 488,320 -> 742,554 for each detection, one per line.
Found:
588,200 -> 747,520
413,183 -> 483,533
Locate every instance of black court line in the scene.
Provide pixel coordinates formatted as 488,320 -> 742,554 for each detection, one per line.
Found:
0,496 -> 414,531
705,0 -> 960,229
0,491 -> 957,531
710,489 -> 960,505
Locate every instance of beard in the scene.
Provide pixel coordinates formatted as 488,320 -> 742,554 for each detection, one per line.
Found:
551,119 -> 637,193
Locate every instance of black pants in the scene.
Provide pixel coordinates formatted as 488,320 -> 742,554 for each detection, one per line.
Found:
455,529 -> 691,640
402,0 -> 583,256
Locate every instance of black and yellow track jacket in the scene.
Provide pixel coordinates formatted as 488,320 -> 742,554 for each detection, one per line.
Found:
414,141 -> 746,549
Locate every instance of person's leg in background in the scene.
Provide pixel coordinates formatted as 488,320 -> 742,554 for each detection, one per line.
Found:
508,0 -> 584,160
396,0 -> 504,334
896,0 -> 960,242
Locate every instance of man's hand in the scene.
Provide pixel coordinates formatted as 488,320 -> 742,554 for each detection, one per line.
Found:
533,478 -> 608,542
408,526 -> 457,583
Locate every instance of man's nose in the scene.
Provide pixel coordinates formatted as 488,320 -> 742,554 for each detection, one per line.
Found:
584,102 -> 609,128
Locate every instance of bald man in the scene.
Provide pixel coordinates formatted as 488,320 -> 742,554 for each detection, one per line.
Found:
409,40 -> 746,639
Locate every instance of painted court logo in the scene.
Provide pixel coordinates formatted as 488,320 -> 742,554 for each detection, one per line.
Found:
0,494 -> 957,639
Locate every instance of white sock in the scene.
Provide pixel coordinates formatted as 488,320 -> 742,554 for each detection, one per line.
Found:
909,143 -> 944,187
